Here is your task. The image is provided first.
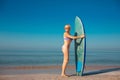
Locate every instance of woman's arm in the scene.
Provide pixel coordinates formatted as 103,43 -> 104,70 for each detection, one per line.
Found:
65,33 -> 85,39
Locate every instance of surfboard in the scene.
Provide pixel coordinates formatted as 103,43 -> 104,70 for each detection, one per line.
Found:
74,16 -> 86,76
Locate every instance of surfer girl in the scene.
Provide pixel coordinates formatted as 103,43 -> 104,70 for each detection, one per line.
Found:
61,24 -> 85,77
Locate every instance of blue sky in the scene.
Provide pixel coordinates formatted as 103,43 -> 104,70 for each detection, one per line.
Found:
0,0 -> 120,51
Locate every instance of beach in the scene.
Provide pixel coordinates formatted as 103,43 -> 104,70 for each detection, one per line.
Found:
0,50 -> 120,80
0,0 -> 120,79
0,65 -> 120,80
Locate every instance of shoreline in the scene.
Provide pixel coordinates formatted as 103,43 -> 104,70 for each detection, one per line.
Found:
0,65 -> 119,70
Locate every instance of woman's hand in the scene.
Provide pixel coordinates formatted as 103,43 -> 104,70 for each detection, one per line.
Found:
80,34 -> 85,38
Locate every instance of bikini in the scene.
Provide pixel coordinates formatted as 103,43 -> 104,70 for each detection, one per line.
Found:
64,37 -> 72,41
62,37 -> 72,50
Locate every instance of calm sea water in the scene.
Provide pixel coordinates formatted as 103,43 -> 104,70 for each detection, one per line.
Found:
0,50 -> 120,66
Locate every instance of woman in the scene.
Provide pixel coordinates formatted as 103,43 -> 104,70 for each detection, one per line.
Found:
61,24 -> 85,77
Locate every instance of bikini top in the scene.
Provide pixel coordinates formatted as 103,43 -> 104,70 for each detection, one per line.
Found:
64,37 -> 72,41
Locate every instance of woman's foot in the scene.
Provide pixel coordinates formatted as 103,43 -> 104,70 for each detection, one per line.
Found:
61,74 -> 69,77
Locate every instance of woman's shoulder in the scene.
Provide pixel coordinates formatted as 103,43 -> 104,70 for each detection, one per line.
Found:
64,32 -> 70,37
64,32 -> 68,36
64,32 -> 69,34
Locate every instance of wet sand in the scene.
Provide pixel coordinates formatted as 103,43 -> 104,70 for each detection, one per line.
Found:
0,65 -> 120,80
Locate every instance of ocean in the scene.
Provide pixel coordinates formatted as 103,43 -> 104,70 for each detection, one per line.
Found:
0,50 -> 120,66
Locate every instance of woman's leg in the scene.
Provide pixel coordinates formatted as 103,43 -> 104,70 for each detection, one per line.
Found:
61,46 -> 69,76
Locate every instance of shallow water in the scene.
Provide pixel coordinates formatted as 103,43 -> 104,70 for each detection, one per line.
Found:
0,50 -> 120,66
